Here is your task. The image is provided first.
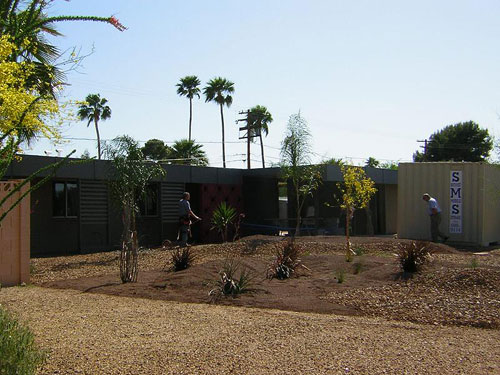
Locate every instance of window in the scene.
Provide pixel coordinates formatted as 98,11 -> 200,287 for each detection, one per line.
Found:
53,182 -> 78,217
139,184 -> 158,216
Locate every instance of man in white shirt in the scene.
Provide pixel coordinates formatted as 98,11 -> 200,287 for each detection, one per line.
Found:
422,193 -> 449,243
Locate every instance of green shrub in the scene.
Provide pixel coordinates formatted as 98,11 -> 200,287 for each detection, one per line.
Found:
336,269 -> 345,283
469,258 -> 479,269
397,241 -> 432,273
209,259 -> 254,300
211,202 -> 237,242
171,247 -> 196,271
353,262 -> 363,274
353,246 -> 364,256
266,239 -> 302,280
0,306 -> 45,375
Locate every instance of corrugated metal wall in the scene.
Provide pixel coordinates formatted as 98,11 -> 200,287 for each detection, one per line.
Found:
397,163 -> 500,245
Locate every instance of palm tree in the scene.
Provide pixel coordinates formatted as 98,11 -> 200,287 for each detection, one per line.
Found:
169,139 -> 208,166
203,77 -> 234,168
0,0 -> 126,95
249,105 -> 273,168
77,94 -> 111,160
176,76 -> 201,141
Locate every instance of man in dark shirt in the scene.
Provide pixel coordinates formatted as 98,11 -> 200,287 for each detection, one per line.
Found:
178,192 -> 201,246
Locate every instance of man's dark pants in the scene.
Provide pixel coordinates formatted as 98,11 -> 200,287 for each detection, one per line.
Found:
430,213 -> 446,242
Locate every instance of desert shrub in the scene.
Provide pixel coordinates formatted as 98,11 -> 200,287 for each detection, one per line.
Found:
353,262 -> 363,274
171,247 -> 196,271
397,241 -> 432,273
209,259 -> 254,299
336,269 -> 345,283
0,306 -> 46,375
353,246 -> 364,256
266,239 -> 302,280
469,258 -> 479,269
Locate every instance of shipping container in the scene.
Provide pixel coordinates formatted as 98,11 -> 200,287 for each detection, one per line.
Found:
397,162 -> 500,246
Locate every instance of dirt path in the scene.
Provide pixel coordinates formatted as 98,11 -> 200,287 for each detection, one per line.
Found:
1,286 -> 499,375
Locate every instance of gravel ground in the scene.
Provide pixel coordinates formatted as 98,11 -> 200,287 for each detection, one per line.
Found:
1,286 -> 499,375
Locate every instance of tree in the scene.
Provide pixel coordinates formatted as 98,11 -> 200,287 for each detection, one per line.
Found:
380,161 -> 398,170
0,0 -> 126,95
203,77 -> 234,168
141,139 -> 171,161
104,136 -> 165,283
414,121 -> 492,162
365,157 -> 380,168
0,36 -> 77,223
176,75 -> 201,141
169,139 -> 208,166
280,112 -> 322,236
337,165 -> 376,260
248,105 -> 273,168
77,94 -> 111,160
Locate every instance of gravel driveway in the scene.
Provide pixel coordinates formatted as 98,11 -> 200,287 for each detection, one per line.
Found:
1,286 -> 499,375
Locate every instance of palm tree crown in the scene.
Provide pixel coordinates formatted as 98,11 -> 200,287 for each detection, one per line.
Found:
176,75 -> 201,141
249,105 -> 273,168
203,77 -> 235,168
169,139 -> 208,166
77,93 -> 111,160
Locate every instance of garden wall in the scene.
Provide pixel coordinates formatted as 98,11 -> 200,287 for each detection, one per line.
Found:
0,180 -> 30,286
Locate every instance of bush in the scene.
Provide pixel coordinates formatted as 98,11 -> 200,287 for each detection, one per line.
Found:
0,306 -> 45,375
211,202 -> 237,242
171,247 -> 196,271
266,239 -> 302,280
209,259 -> 254,300
353,262 -> 363,274
336,269 -> 345,283
353,246 -> 364,256
397,241 -> 432,273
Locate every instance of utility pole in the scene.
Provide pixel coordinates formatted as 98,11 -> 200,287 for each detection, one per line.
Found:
417,139 -> 428,161
237,110 -> 258,169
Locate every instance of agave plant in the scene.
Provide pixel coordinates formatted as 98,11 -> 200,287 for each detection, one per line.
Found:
211,201 -> 237,242
209,259 -> 254,300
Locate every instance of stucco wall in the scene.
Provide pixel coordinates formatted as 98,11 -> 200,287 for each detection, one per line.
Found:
0,180 -> 30,286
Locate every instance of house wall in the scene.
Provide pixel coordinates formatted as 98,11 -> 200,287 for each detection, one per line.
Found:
0,181 -> 30,286
385,184 -> 398,234
31,179 -> 79,256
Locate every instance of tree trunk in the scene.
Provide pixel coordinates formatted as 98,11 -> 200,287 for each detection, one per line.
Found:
94,117 -> 101,160
188,98 -> 192,142
219,104 -> 226,168
259,133 -> 265,168
345,208 -> 352,261
295,186 -> 301,236
120,199 -> 139,283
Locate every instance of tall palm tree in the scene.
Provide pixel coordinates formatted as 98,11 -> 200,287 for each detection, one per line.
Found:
203,77 -> 234,168
176,76 -> 201,141
169,139 -> 208,166
249,105 -> 273,168
77,94 -> 111,159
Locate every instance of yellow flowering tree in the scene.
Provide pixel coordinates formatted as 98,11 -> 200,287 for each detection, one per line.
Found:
0,36 -> 59,142
337,165 -> 377,260
0,35 -> 71,223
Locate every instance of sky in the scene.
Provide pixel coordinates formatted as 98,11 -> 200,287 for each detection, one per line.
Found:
27,0 -> 500,167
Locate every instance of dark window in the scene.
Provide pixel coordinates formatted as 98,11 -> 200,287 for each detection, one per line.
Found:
53,182 -> 78,217
139,184 -> 158,216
